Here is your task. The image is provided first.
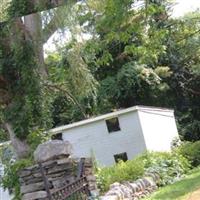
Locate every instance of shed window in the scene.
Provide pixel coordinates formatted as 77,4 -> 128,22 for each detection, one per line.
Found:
51,133 -> 63,140
114,152 -> 128,163
106,117 -> 121,133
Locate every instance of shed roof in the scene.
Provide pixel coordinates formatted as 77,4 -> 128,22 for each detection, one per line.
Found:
49,105 -> 174,134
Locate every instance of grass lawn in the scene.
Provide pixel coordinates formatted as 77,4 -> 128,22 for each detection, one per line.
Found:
144,168 -> 200,200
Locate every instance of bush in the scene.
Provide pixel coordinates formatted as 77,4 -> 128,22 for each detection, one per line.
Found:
95,151 -> 190,192
142,152 -> 190,186
1,159 -> 33,200
178,141 -> 200,167
27,129 -> 50,157
96,157 -> 145,192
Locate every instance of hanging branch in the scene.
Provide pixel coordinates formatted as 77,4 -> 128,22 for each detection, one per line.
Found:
43,81 -> 87,118
145,0 -> 149,23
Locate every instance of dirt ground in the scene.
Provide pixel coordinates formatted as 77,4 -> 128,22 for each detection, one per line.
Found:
186,189 -> 200,200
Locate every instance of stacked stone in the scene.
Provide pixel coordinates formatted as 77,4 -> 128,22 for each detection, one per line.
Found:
19,157 -> 76,200
100,173 -> 160,200
18,140 -> 97,200
82,158 -> 98,192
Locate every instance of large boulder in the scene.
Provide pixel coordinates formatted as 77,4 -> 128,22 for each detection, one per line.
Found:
34,140 -> 72,163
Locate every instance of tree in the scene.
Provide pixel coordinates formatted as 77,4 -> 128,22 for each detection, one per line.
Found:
74,0 -> 200,141
1,0 -> 200,160
0,0 -> 96,158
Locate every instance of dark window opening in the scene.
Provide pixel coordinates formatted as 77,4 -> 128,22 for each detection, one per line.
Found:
106,117 -> 121,133
114,152 -> 128,163
51,133 -> 63,140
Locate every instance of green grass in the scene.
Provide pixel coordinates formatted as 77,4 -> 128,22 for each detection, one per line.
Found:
144,168 -> 200,200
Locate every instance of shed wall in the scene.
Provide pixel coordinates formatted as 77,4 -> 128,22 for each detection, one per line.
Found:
138,109 -> 179,152
62,112 -> 146,166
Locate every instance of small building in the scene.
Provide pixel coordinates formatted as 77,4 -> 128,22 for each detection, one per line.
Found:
50,106 -> 179,166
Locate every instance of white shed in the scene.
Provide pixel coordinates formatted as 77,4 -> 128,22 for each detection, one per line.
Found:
50,106 -> 179,166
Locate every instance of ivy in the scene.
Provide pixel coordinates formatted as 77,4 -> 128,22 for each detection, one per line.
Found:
0,21 -> 52,140
2,158 -> 33,200
7,0 -> 33,18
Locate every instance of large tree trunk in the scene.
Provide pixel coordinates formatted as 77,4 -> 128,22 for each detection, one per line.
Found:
1,1 -> 77,158
4,123 -> 30,159
24,13 -> 48,77
0,14 -> 47,159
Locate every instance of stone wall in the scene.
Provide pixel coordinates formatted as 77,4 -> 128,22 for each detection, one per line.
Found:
18,140 -> 97,200
100,173 -> 160,200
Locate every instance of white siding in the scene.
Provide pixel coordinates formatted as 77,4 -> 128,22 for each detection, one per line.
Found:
0,165 -> 12,200
0,188 -> 11,200
62,112 -> 146,166
138,109 -> 179,152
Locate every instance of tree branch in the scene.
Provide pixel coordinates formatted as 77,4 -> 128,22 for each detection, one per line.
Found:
42,15 -> 59,43
42,0 -> 77,43
43,81 -> 87,118
177,29 -> 200,44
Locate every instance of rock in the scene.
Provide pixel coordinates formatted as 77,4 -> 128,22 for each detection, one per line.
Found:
42,160 -> 57,168
22,177 -> 43,185
100,195 -> 119,200
19,154 -> 97,200
109,182 -> 121,189
52,176 -> 70,188
57,157 -> 73,165
84,168 -> 93,176
34,140 -> 72,163
47,164 -> 73,174
86,175 -> 96,182
143,177 -> 156,187
101,173 -> 160,200
19,170 -> 31,178
47,171 -> 67,179
25,164 -> 38,171
22,191 -> 47,200
21,182 -> 51,194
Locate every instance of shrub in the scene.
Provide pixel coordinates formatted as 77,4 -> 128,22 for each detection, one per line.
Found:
178,141 -> 200,167
142,152 -> 190,186
27,129 -> 50,156
0,143 -> 16,165
1,159 -> 33,200
95,151 -> 190,193
96,157 -> 145,192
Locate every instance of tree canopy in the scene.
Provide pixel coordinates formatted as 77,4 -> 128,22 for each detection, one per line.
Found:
0,0 -> 200,156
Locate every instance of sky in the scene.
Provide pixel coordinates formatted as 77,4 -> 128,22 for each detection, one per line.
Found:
173,0 -> 200,17
44,0 -> 200,55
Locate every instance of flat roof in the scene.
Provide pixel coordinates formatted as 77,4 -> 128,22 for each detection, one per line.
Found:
49,105 -> 174,134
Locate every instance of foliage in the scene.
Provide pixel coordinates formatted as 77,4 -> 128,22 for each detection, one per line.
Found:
1,26 -> 52,139
1,158 -> 33,200
26,129 -> 50,155
96,157 -> 145,192
0,143 -> 15,165
0,0 -> 11,22
97,62 -> 163,111
145,167 -> 200,200
142,152 -> 191,186
46,45 -> 98,126
1,0 -> 200,159
77,2 -> 200,141
7,0 -> 32,18
177,141 -> 200,167
178,111 -> 200,142
171,136 -> 182,149
0,129 -> 9,142
0,131 -> 48,198
96,151 -> 190,193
